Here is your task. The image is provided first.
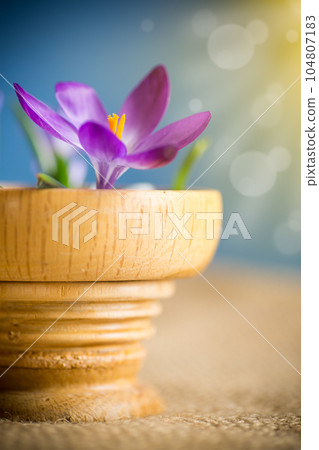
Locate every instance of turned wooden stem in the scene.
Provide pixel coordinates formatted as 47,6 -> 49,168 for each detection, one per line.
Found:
0,280 -> 175,422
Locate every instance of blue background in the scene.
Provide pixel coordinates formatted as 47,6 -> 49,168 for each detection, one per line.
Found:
0,0 -> 300,269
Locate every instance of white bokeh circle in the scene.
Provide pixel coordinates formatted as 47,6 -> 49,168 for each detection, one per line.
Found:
274,223 -> 301,255
265,83 -> 284,102
230,151 -> 277,196
288,210 -> 301,232
286,29 -> 298,43
208,24 -> 255,70
188,98 -> 203,113
268,146 -> 291,172
246,20 -> 269,45
192,9 -> 217,38
141,19 -> 154,33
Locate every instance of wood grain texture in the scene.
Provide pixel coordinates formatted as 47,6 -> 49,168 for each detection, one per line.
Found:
0,280 -> 174,422
0,189 -> 222,282
0,188 -> 222,422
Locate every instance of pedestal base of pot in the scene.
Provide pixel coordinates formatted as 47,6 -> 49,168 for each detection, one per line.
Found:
0,280 -> 175,422
0,383 -> 163,422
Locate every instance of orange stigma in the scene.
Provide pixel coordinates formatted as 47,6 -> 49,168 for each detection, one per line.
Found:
108,113 -> 126,139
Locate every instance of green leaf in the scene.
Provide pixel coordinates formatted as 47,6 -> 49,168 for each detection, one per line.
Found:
36,173 -> 66,189
55,154 -> 70,187
171,138 -> 210,190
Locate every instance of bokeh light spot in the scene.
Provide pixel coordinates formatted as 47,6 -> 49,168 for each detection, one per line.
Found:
230,151 -> 277,196
188,98 -> 203,112
265,83 -> 284,102
268,146 -> 291,172
274,223 -> 300,255
288,209 -> 301,232
208,24 -> 254,70
246,19 -> 269,45
192,9 -> 217,38
286,29 -> 298,43
141,19 -> 154,33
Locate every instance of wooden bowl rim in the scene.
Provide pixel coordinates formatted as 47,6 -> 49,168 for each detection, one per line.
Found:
0,188 -> 222,282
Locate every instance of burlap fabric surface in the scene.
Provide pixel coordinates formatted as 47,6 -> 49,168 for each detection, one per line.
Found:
0,264 -> 301,449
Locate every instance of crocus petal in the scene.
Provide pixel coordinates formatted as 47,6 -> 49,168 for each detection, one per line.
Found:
78,122 -> 127,189
134,111 -> 212,154
118,145 -> 177,169
119,65 -> 170,151
78,122 -> 126,161
102,165 -> 128,189
89,163 -> 128,189
56,82 -> 108,128
14,83 -> 81,147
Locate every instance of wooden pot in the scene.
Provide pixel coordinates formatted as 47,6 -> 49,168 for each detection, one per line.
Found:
0,188 -> 222,422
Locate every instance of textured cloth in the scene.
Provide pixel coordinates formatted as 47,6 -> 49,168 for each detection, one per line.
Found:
0,264 -> 301,449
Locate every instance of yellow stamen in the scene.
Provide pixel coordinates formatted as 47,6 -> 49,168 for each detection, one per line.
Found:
107,113 -> 126,140
108,114 -> 119,133
116,114 -> 126,140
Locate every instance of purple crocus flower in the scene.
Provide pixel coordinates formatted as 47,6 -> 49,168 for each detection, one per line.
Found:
14,66 -> 211,189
